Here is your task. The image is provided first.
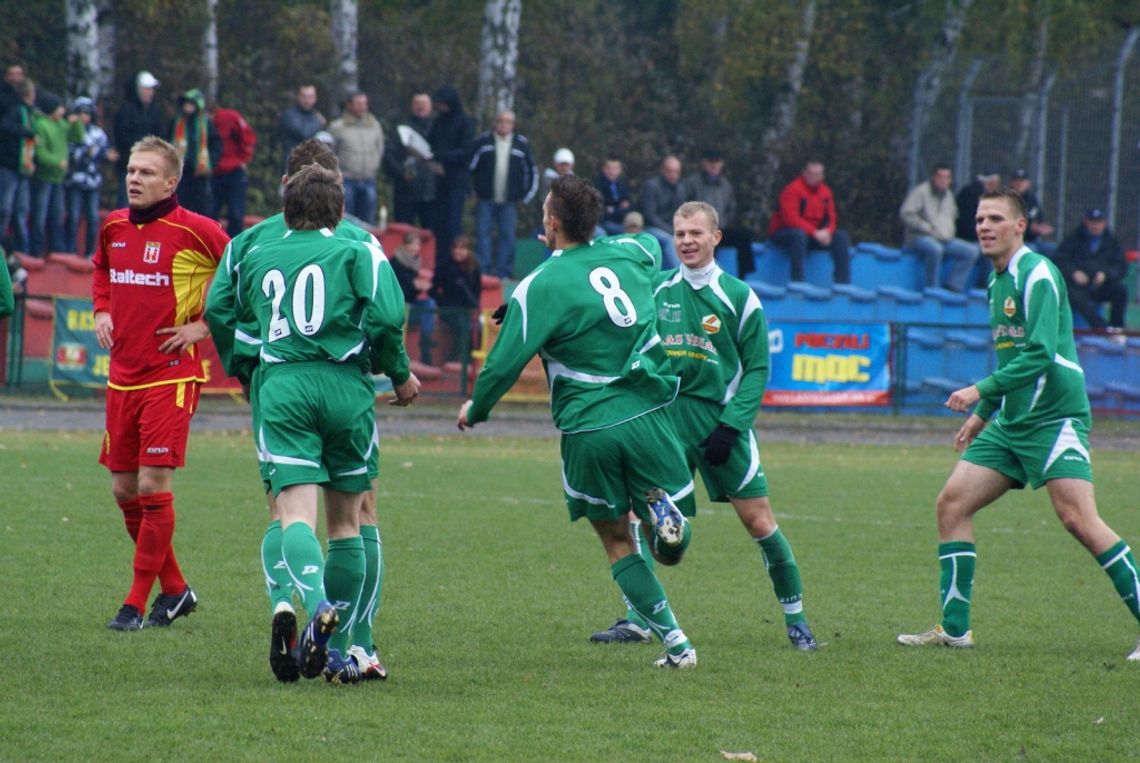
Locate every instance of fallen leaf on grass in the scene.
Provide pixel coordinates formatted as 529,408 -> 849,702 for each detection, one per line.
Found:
719,751 -> 758,761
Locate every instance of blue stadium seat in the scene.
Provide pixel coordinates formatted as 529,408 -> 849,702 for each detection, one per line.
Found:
1126,338 -> 1140,382
919,375 -> 966,415
714,246 -> 738,278
1076,336 -> 1126,388
944,329 -> 992,382
1105,381 -> 1140,414
746,278 -> 790,319
904,327 -> 946,378
750,243 -> 791,286
965,288 -> 989,325
923,287 -> 969,324
1086,383 -> 1107,407
803,250 -> 835,288
876,285 -> 925,323
831,283 -> 877,322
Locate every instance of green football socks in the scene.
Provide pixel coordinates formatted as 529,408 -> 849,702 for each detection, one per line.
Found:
611,553 -> 690,655
281,521 -> 327,616
325,535 -> 365,653
755,527 -> 807,626
352,524 -> 385,649
938,541 -> 976,638
1097,540 -> 1140,623
621,519 -> 654,629
261,519 -> 294,615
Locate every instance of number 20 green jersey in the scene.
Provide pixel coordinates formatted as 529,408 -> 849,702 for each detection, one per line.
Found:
974,246 -> 1090,428
467,233 -> 679,433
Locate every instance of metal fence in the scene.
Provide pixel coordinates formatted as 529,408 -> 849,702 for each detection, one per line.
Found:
912,28 -> 1140,254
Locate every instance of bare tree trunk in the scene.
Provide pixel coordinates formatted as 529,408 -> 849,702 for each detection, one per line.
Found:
96,0 -> 115,105
1015,8 -> 1049,163
203,0 -> 219,102
65,0 -> 100,100
330,0 -> 359,107
906,0 -> 974,187
744,0 -> 816,232
477,0 -> 522,126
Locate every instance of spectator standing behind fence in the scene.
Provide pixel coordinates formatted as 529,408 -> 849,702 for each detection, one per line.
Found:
169,89 -> 220,216
639,154 -> 683,269
594,156 -> 633,236
207,97 -> 255,238
0,63 -> 25,119
30,92 -> 81,256
1052,208 -> 1128,330
900,163 -> 980,292
0,78 -> 34,256
431,234 -> 481,370
532,147 -> 575,234
329,91 -> 383,226
278,84 -> 326,172
391,230 -> 438,368
680,148 -> 755,278
113,72 -> 163,208
384,92 -> 435,228
64,97 -> 115,256
469,110 -> 537,279
1008,168 -> 1055,255
428,86 -> 474,259
767,159 -> 851,285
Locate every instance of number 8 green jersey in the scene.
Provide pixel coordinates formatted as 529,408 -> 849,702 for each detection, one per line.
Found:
467,233 -> 679,433
234,227 -> 408,373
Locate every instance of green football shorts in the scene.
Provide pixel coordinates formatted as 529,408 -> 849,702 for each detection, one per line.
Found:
560,406 -> 696,523
251,363 -> 379,492
668,394 -> 768,502
257,361 -> 377,496
962,416 -> 1093,490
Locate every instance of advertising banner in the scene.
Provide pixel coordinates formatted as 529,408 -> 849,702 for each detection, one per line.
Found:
765,321 -> 892,406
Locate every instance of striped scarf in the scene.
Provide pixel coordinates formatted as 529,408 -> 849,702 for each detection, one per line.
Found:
172,113 -> 211,175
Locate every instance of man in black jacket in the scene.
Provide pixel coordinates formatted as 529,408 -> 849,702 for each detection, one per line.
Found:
1052,208 -> 1129,329
468,110 -> 537,278
383,92 -> 436,228
428,86 -> 474,260
113,71 -> 164,207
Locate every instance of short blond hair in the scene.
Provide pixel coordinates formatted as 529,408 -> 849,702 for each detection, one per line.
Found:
130,135 -> 182,181
675,200 -> 719,230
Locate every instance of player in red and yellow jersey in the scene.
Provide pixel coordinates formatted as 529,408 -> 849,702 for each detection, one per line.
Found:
92,135 -> 229,631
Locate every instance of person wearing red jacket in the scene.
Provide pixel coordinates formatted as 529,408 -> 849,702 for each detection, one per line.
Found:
767,160 -> 850,285
93,135 -> 230,631
208,98 -> 255,237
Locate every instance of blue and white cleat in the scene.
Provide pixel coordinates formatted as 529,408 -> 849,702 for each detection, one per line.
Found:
646,487 -> 685,547
589,619 -> 653,644
347,644 -> 389,680
144,586 -> 198,628
323,648 -> 362,685
787,622 -> 819,651
107,604 -> 144,631
296,601 -> 339,679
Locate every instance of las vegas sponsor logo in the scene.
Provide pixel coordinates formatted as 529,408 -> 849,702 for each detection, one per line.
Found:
110,268 -> 170,286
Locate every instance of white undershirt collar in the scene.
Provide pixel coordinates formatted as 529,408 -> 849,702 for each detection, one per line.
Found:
681,260 -> 717,289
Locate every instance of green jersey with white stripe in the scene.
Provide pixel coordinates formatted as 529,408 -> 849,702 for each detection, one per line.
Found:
467,232 -> 678,433
230,227 -> 408,373
654,264 -> 768,432
205,214 -> 408,383
973,246 -> 1089,428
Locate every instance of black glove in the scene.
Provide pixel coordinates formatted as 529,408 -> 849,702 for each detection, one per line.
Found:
699,424 -> 739,467
491,303 -> 508,325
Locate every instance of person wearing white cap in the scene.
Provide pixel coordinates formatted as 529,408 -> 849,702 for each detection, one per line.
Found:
530,147 -> 575,234
113,70 -> 163,207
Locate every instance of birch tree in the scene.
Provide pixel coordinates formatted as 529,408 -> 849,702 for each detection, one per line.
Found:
906,0 -> 974,187
1014,5 -> 1049,163
744,0 -> 816,231
65,0 -> 100,100
477,0 -> 522,126
95,0 -> 115,103
203,0 -> 219,102
331,0 -> 359,106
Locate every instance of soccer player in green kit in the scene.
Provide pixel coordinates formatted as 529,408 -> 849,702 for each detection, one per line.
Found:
207,140 -> 414,682
589,201 -> 817,651
898,188 -> 1140,662
220,163 -> 416,683
457,175 -> 699,668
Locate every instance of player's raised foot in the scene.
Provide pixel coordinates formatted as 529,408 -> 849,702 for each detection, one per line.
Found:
296,600 -> 339,679
1127,636 -> 1140,662
107,604 -> 144,631
654,647 -> 697,669
787,622 -> 818,651
144,585 -> 198,628
323,648 -> 362,685
589,618 -> 653,644
896,624 -> 974,648
269,607 -> 300,683
646,487 -> 685,547
347,645 -> 389,680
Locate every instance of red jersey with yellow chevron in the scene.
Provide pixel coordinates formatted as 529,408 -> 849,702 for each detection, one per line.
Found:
92,205 -> 229,389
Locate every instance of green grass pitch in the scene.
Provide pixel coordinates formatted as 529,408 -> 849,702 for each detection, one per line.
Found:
0,428 -> 1136,761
